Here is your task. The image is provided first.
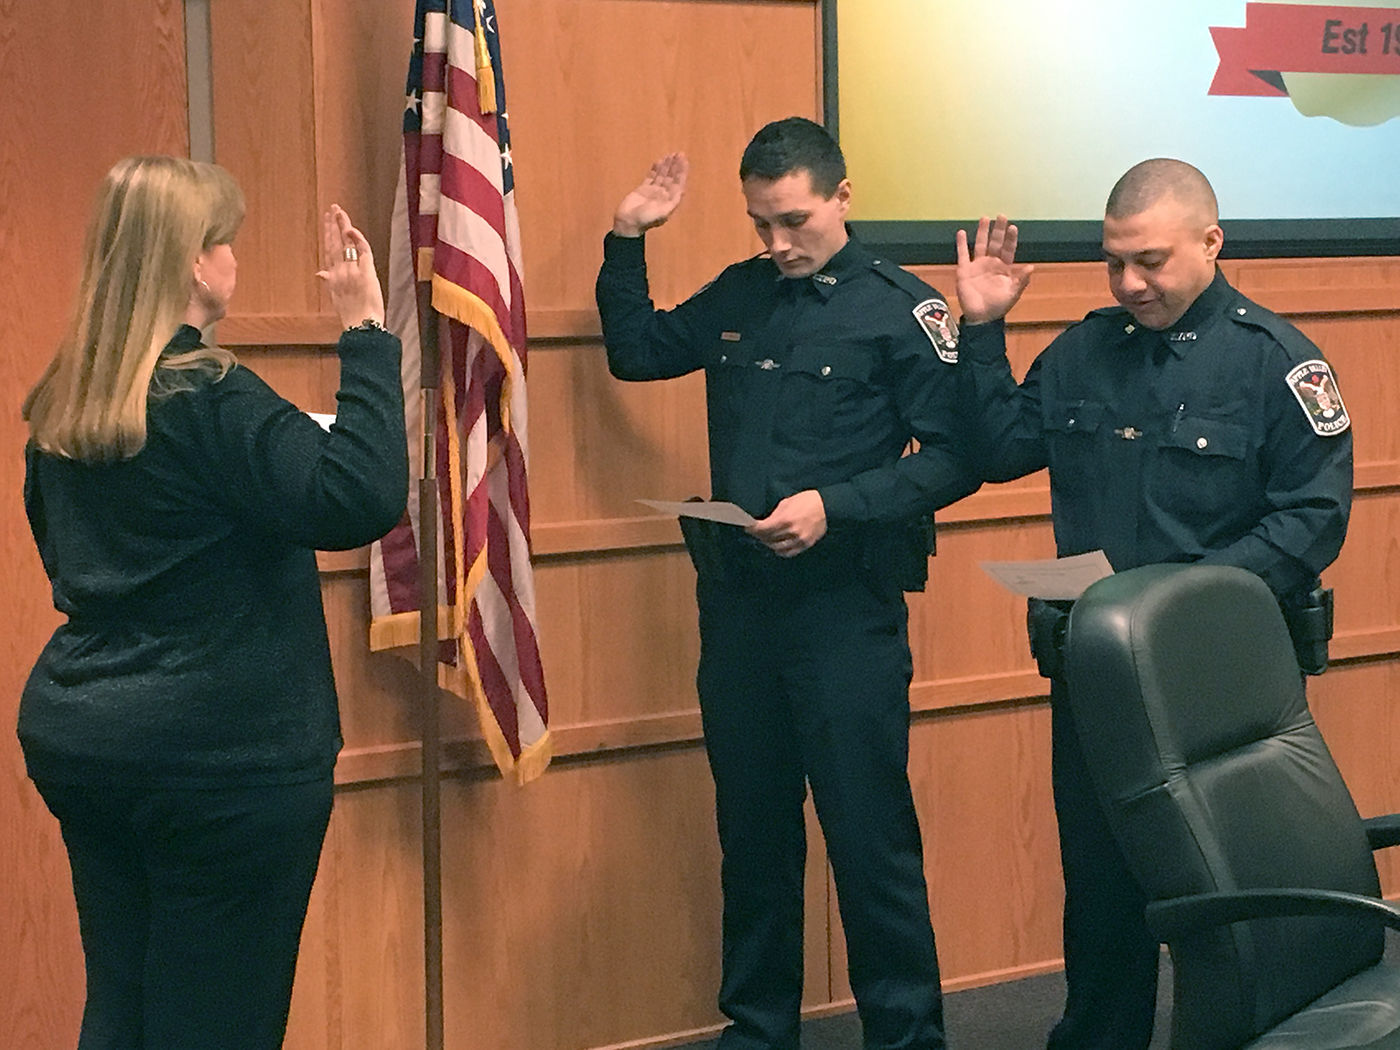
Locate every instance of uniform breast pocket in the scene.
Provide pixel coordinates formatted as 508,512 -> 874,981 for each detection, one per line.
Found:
1042,399 -> 1105,498
779,344 -> 879,440
1154,416 -> 1253,522
705,344 -> 752,428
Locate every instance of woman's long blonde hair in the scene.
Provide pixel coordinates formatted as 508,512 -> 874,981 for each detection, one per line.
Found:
23,156 -> 244,461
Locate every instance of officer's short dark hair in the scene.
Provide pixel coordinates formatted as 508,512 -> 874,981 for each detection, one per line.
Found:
1107,158 -> 1219,224
739,117 -> 847,198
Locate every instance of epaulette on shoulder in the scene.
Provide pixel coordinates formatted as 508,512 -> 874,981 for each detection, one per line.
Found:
1084,303 -> 1131,322
867,257 -> 942,302
1226,295 -> 1318,360
736,249 -> 773,268
720,251 -> 780,283
1062,303 -> 1131,334
683,252 -> 772,303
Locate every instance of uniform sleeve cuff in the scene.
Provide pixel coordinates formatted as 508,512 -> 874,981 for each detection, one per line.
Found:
959,318 -> 1008,362
817,484 -> 863,524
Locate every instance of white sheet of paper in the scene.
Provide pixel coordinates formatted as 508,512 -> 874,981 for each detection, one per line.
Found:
979,550 -> 1114,600
637,499 -> 757,527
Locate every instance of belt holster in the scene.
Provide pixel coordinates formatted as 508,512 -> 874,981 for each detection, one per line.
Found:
1027,597 -> 1073,682
678,512 -> 730,585
1281,586 -> 1334,676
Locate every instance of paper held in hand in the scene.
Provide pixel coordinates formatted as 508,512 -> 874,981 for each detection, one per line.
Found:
979,550 -> 1114,601
636,499 -> 757,528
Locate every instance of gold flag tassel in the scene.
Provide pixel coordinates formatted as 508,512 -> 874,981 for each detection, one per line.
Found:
473,0 -> 497,115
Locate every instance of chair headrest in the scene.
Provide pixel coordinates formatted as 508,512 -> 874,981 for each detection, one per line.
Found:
1066,564 -> 1308,793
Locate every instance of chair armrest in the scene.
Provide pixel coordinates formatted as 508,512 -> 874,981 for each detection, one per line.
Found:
1146,888 -> 1400,943
1364,814 -> 1400,851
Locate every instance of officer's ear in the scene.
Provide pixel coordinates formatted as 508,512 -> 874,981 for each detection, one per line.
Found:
833,178 -> 852,216
1203,223 -> 1224,263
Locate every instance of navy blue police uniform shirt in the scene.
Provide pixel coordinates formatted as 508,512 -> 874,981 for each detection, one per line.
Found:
960,269 -> 1352,600
595,232 -> 978,531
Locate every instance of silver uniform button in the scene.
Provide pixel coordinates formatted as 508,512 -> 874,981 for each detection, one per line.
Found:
821,365 -> 831,376
1237,307 -> 1247,315
1197,436 -> 1208,449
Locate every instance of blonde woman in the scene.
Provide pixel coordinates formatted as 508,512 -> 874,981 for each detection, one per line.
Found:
19,156 -> 407,1050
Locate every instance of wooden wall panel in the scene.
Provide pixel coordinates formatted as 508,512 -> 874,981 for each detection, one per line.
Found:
918,703 -> 1063,988
506,0 -> 822,334
1310,660 -> 1400,893
529,343 -> 711,529
914,520 -> 1055,704
209,0 -> 323,319
1329,491 -> 1400,658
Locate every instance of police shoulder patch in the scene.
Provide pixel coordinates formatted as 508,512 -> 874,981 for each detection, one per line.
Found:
912,298 -> 959,364
1286,359 -> 1350,436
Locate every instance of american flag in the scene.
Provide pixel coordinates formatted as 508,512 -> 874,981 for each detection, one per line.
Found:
369,0 -> 550,784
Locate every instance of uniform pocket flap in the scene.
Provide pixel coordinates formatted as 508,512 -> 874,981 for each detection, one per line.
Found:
1163,417 -> 1248,459
1044,399 -> 1105,434
786,344 -> 874,384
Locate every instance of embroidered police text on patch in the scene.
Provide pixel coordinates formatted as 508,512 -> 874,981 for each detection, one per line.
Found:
913,298 -> 959,363
1286,360 -> 1350,436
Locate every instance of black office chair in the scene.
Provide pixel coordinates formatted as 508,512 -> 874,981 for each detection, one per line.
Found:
1063,563 -> 1400,1050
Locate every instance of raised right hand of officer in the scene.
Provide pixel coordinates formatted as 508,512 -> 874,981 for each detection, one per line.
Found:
955,214 -> 1034,325
612,152 -> 689,238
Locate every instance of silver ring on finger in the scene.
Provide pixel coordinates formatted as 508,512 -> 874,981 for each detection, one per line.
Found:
343,246 -> 360,262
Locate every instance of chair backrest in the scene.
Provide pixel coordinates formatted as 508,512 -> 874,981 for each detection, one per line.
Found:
1064,564 -> 1383,1050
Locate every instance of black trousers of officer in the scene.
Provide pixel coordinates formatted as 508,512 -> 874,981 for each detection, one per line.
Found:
34,776 -> 334,1050
1045,679 -> 1159,1050
696,570 -> 945,1050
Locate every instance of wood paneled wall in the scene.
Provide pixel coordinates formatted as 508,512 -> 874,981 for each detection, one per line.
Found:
5,2 -> 1400,1049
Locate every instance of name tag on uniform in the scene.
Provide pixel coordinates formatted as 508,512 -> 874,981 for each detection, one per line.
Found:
720,331 -> 742,342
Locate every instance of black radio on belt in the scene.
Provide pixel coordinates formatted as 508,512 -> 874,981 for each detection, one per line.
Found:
1027,598 -> 1073,682
861,517 -> 936,592
1281,586 -> 1334,677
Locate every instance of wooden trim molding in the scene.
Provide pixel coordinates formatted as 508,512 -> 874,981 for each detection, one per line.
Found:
224,258 -> 1400,349
334,641 -> 1400,786
1356,462 -> 1400,494
332,672 -> 1047,787
1332,626 -> 1400,663
218,312 -> 344,347
315,463 -> 1400,572
525,257 -> 1400,343
335,709 -> 705,785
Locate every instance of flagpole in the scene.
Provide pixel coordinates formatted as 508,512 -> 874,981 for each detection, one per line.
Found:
416,279 -> 445,1050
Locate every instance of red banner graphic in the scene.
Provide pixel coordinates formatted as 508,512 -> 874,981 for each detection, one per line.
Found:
1210,3 -> 1400,96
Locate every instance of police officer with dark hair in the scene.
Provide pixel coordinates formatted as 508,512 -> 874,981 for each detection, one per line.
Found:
953,158 -> 1353,1050
596,116 -> 978,1050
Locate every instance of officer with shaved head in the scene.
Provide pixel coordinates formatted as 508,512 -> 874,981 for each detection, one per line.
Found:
953,159 -> 1353,1049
